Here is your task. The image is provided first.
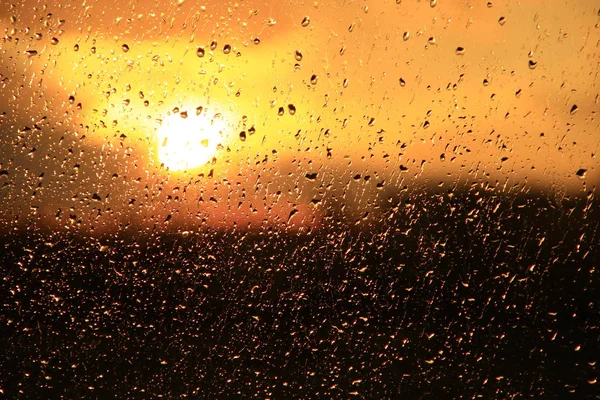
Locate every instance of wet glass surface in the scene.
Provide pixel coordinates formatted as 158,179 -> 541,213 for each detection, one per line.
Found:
1,0 -> 598,397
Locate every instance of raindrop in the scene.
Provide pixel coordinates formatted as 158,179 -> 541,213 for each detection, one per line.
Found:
528,60 -> 538,69
223,44 -> 231,54
455,46 -> 465,55
196,47 -> 205,57
253,38 -> 260,45
301,16 -> 310,27
343,78 -> 349,88
210,40 -> 217,50
122,44 -> 129,52
569,104 -> 578,115
288,104 -> 296,115
278,107 -> 284,116
239,131 -> 246,141
498,16 -> 506,26
310,74 -> 318,85
25,50 -> 38,56
73,44 -> 79,52
575,169 -> 587,179
50,37 -> 59,45
428,37 -> 436,45
403,31 -> 410,41
399,77 -> 406,87
295,50 -> 303,61
430,0 -> 438,8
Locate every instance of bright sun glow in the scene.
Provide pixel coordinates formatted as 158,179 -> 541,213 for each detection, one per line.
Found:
157,111 -> 227,171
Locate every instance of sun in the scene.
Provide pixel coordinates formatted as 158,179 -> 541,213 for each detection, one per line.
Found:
156,110 -> 227,171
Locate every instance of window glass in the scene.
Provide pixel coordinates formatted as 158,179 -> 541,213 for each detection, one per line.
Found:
1,1 -> 598,397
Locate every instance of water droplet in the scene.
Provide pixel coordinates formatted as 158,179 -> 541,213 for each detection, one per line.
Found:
570,104 -> 578,115
223,44 -> 231,54
576,169 -> 587,179
210,40 -> 217,50
399,77 -> 406,87
301,16 -> 310,27
402,31 -> 410,41
122,44 -> 129,52
498,16 -> 506,26
455,46 -> 465,55
288,104 -> 296,115
73,43 -> 79,52
343,78 -> 349,88
483,78 -> 489,86
278,107 -> 284,116
196,47 -> 205,57
528,60 -> 538,69
35,33 -> 42,40
239,131 -> 246,141
50,37 -> 59,45
487,2 -> 493,7
253,38 -> 260,45
430,0 -> 438,7
295,50 -> 303,61
310,74 -> 318,85
428,37 -> 436,45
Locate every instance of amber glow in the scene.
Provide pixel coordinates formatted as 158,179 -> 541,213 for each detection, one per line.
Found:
0,0 -> 598,234
156,111 -> 227,171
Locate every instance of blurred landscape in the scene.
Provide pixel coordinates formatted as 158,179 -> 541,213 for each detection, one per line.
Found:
1,0 -> 599,398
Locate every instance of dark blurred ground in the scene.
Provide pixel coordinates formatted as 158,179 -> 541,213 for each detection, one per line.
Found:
1,188 -> 598,399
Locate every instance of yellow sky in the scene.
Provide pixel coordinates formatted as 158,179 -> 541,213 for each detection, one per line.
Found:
1,0 -> 598,233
